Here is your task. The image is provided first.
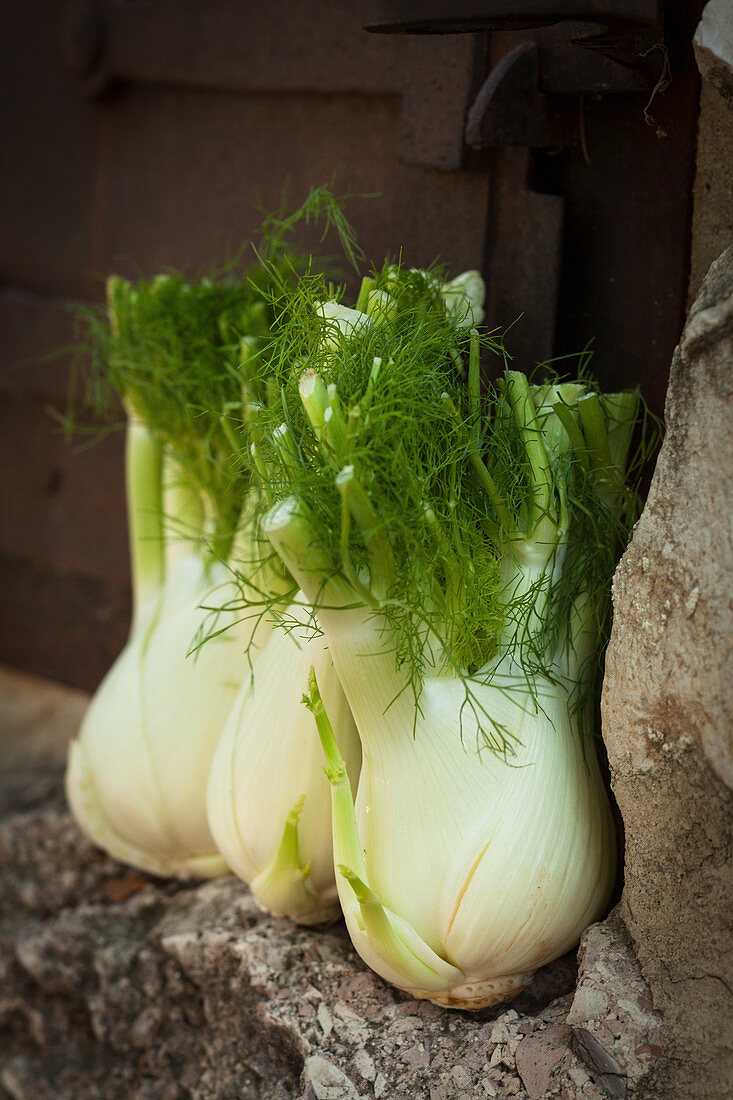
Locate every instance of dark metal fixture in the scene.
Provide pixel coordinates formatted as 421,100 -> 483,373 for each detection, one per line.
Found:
361,1 -> 660,33
361,0 -> 685,386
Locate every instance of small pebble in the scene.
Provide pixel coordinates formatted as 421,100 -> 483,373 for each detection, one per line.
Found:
316,1002 -> 333,1038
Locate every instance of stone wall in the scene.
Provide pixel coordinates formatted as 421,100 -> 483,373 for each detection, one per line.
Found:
602,247 -> 733,1098
690,0 -> 733,298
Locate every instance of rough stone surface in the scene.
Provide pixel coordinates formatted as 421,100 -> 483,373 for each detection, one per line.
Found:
602,248 -> 733,1098
694,0 -> 733,105
0,800 -> 553,1100
0,789 -> 668,1099
689,81 -> 733,302
690,0 -> 733,305
512,918 -> 663,1100
0,666 -> 87,818
566,918 -> 662,1099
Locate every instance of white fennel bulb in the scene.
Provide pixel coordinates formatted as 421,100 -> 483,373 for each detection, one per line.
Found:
65,270 -> 284,878
268,506 -> 615,1008
66,416 -> 264,878
206,605 -> 360,924
67,552 -> 254,879
250,264 -> 643,1008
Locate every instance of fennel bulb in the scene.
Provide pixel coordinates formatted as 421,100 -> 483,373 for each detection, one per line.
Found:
266,498 -> 615,1008
297,633 -> 614,1008
247,263 -> 642,1007
66,557 -> 252,879
66,270 -> 283,878
206,603 -> 360,924
66,421 -> 262,878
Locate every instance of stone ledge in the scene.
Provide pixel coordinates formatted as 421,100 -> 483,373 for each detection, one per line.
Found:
0,792 -> 660,1100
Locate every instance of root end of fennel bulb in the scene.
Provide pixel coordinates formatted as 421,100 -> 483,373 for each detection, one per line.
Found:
409,974 -> 533,1011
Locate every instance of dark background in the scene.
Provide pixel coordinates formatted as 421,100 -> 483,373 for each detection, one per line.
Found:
0,0 -> 703,690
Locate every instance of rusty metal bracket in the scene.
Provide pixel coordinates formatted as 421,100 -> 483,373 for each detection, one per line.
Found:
466,42 -> 578,147
363,3 -> 664,149
362,0 -> 667,372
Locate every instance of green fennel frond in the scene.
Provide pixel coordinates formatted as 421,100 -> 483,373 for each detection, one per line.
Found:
231,254 -> 651,756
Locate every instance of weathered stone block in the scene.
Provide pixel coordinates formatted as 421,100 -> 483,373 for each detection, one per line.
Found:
602,247 -> 733,1099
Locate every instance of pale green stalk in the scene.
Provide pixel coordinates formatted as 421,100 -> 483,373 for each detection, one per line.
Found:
161,454 -> 206,569
125,412 -> 165,629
